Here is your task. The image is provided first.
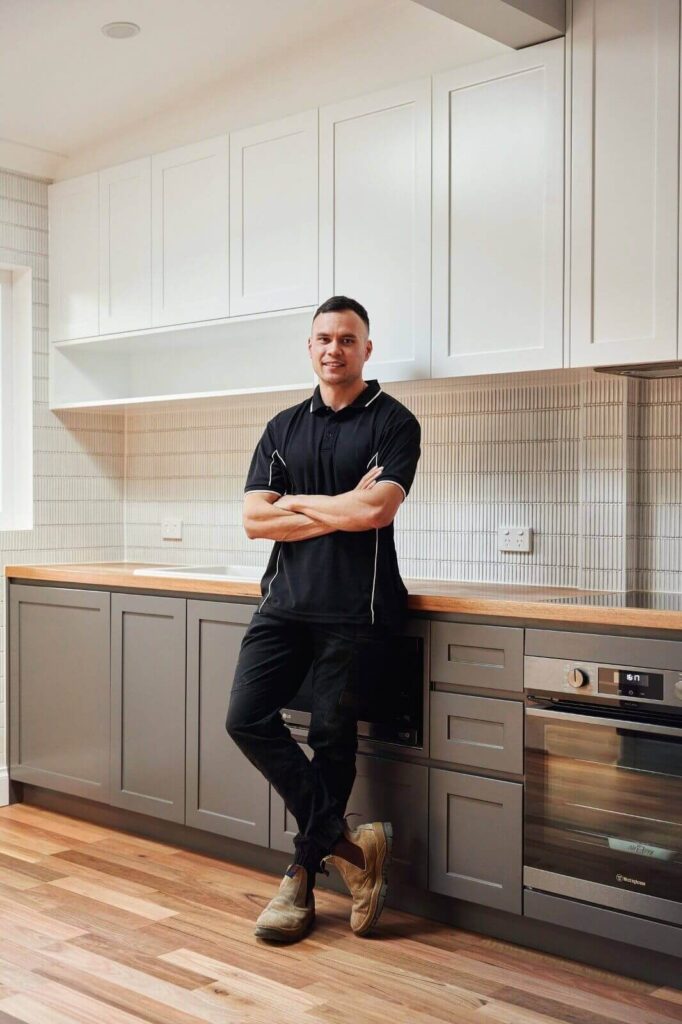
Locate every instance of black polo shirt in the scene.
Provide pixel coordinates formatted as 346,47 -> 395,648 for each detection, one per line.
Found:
244,378 -> 421,630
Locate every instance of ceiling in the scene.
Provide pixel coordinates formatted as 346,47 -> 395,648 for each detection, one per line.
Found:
0,0 -> 506,178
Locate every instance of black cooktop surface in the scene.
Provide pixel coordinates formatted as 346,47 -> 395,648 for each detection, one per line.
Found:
540,591 -> 682,611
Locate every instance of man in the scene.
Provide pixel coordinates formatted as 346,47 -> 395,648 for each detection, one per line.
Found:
226,295 -> 421,943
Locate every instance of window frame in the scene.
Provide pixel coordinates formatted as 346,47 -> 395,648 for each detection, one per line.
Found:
0,264 -> 33,531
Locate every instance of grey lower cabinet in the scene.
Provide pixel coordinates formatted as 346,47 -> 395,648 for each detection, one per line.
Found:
270,744 -> 429,890
185,599 -> 270,846
9,584 -> 111,802
429,766 -> 522,913
110,593 -> 186,822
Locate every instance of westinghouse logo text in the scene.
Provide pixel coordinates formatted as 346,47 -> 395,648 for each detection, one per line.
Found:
616,874 -> 646,887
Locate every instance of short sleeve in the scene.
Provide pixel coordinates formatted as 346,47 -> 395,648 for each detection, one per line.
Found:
375,416 -> 421,501
244,420 -> 288,496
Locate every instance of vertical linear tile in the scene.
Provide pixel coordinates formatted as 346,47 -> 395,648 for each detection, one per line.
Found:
122,369 -> 681,598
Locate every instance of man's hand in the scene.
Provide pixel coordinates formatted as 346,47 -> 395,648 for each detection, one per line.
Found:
354,466 -> 384,491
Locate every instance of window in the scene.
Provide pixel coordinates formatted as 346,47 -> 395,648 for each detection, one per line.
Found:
0,265 -> 33,530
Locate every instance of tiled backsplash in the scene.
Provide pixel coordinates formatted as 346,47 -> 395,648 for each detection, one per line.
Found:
126,370 -> 682,595
633,379 -> 682,593
0,169 -> 125,782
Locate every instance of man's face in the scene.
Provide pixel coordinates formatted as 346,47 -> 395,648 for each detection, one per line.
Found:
308,310 -> 372,387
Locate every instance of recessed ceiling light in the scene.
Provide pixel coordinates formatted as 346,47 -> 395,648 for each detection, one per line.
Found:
101,21 -> 141,39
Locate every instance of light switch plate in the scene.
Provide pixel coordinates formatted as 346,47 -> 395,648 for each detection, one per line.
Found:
161,518 -> 183,541
498,526 -> 532,553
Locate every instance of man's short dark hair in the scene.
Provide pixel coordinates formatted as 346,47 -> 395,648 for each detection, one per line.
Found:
312,295 -> 369,333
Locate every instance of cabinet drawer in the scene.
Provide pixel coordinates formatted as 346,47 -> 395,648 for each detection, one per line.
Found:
430,692 -> 523,774
431,621 -> 523,693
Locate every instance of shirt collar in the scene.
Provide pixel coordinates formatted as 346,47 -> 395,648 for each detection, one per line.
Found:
309,378 -> 382,415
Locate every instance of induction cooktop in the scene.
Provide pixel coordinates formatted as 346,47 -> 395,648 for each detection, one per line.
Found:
540,591 -> 682,611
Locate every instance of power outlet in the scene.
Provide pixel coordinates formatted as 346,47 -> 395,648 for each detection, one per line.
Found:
498,526 -> 533,553
161,518 -> 183,541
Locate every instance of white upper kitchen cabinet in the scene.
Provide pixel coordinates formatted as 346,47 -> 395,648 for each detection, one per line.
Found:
319,79 -> 431,382
432,38 -> 565,378
230,109 -> 318,315
48,172 -> 99,342
570,0 -> 679,367
151,135 -> 230,327
99,158 -> 152,334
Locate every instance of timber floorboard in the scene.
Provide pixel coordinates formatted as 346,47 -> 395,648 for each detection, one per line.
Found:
0,804 -> 679,1024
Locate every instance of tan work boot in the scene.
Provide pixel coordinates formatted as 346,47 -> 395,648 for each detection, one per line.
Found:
254,864 -> 315,943
323,821 -> 393,936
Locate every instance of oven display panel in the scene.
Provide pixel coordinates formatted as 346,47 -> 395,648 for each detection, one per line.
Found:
597,667 -> 664,700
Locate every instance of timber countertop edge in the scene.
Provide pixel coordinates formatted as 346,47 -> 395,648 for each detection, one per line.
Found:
5,561 -> 682,632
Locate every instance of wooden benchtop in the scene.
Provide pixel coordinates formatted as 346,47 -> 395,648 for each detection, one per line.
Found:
4,561 -> 682,632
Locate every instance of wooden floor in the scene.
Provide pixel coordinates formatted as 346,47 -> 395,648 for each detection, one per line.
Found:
0,805 -> 679,1024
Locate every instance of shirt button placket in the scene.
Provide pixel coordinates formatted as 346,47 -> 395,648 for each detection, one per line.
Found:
321,417 -> 339,451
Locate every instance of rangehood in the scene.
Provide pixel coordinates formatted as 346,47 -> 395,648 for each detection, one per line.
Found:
593,361 -> 682,379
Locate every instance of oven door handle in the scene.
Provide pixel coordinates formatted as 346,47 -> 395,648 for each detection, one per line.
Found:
526,706 -> 682,738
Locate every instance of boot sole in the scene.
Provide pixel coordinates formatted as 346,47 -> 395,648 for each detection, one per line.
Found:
254,915 -> 314,943
354,821 -> 393,937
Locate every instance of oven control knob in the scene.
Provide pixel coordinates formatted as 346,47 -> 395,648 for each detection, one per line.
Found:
567,668 -> 588,688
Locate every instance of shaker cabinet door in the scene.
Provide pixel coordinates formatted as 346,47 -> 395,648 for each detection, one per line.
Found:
230,109 -> 318,315
570,0 -> 679,367
152,135 -> 230,327
110,593 -> 186,823
432,38 -> 564,377
429,767 -> 522,913
48,173 -> 99,342
99,157 -> 152,334
186,600 -> 270,846
319,79 -> 431,382
9,585 -> 110,802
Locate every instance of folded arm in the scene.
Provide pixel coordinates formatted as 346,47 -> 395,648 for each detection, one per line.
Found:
276,479 -> 404,532
243,466 -> 394,540
243,491 -> 338,542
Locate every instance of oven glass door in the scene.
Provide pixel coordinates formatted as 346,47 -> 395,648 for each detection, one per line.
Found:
525,705 -> 682,921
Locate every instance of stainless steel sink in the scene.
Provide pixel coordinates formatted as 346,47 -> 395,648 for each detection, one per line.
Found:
132,564 -> 264,581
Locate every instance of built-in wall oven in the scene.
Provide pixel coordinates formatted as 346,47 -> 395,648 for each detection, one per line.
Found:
524,631 -> 682,929
281,618 -> 427,750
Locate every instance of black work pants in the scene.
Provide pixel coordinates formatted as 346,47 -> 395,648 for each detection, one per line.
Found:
225,607 -> 388,879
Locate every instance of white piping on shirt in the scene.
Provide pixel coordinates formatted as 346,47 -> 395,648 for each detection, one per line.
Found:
367,451 -> 380,625
309,386 -> 383,412
373,478 -> 406,501
259,544 -> 282,613
370,529 -> 379,626
268,449 -> 287,488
